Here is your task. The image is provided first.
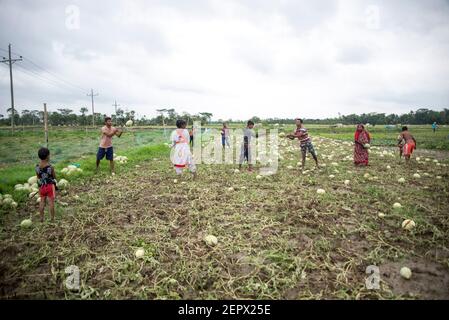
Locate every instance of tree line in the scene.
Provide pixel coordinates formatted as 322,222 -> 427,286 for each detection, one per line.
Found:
0,107 -> 213,127
0,107 -> 448,127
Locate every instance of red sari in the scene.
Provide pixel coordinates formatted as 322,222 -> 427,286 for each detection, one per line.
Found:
354,125 -> 370,166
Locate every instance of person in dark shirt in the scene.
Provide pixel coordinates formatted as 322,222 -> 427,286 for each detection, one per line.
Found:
35,147 -> 57,222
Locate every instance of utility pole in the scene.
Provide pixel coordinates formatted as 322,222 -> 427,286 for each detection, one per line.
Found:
43,103 -> 48,148
1,44 -> 22,133
112,100 -> 120,125
87,89 -> 99,127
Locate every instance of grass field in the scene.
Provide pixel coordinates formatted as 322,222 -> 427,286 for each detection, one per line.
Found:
0,128 -> 167,195
303,125 -> 449,151
0,126 -> 448,299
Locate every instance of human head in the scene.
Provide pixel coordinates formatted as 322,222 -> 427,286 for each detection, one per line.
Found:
223,122 -> 228,128
38,147 -> 50,161
402,126 -> 408,132
295,118 -> 303,126
247,120 -> 255,129
104,117 -> 112,126
357,124 -> 364,131
176,119 -> 187,129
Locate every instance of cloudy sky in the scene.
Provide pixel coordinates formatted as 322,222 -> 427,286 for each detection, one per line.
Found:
0,0 -> 448,120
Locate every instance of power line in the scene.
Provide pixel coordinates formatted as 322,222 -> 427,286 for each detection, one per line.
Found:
15,63 -> 84,94
1,46 -> 88,92
21,58 -> 87,92
1,44 -> 22,132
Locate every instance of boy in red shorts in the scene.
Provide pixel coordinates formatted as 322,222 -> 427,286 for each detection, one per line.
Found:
397,126 -> 417,164
35,147 -> 57,222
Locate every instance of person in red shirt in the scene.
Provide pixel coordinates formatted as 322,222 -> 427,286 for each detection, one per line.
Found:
354,124 -> 371,166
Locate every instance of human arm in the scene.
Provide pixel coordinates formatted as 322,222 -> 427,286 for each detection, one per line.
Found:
287,129 -> 303,140
51,166 -> 57,180
359,132 -> 369,145
102,127 -> 118,138
397,133 -> 404,146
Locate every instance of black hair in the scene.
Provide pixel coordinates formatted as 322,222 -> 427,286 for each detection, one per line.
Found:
402,126 -> 408,131
104,117 -> 112,123
38,147 -> 50,160
176,119 -> 187,128
295,118 -> 303,123
247,120 -> 255,126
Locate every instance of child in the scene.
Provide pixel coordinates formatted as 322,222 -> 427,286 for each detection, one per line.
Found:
287,118 -> 319,170
221,122 -> 231,148
189,126 -> 194,147
170,120 -> 197,178
35,147 -> 57,222
398,126 -> 417,164
239,120 -> 256,172
96,117 -> 122,174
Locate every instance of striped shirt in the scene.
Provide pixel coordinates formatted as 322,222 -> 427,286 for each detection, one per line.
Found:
295,127 -> 311,145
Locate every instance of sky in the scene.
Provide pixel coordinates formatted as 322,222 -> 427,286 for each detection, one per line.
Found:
0,0 -> 448,120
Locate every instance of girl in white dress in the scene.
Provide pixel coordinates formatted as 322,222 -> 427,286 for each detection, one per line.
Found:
170,120 -> 197,177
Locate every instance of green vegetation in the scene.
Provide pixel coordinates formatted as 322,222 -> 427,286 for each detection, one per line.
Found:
296,125 -> 449,150
0,128 -> 166,193
0,127 -> 448,299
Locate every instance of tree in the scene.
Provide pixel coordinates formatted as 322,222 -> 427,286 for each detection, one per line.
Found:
199,112 -> 213,125
156,108 -> 168,127
7,107 -> 20,126
116,108 -> 125,126
250,116 -> 261,124
166,108 -> 177,125
181,112 -> 193,126
80,107 -> 88,126
125,110 -> 136,121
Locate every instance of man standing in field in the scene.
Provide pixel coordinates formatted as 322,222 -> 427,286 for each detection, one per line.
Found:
432,122 -> 438,133
287,118 -> 319,170
397,126 -> 417,164
239,120 -> 257,172
96,117 -> 122,174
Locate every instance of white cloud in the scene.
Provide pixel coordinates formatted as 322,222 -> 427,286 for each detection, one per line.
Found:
0,0 -> 448,120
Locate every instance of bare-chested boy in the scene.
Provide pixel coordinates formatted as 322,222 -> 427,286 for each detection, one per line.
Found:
397,126 -> 417,164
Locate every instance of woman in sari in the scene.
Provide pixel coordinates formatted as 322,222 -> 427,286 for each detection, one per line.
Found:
170,119 -> 197,178
354,124 -> 371,166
